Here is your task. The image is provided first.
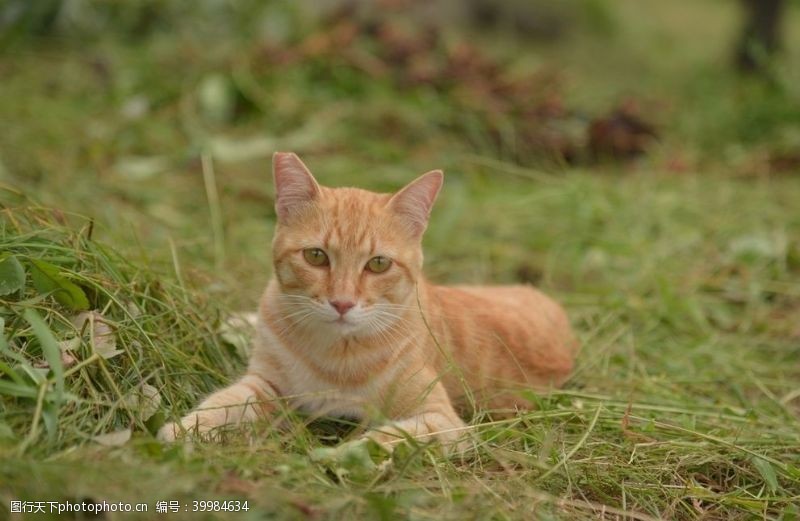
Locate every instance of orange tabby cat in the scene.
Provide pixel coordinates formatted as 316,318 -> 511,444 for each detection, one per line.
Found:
158,153 -> 576,450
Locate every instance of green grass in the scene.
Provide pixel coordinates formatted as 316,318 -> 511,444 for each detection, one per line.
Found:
2,1 -> 800,519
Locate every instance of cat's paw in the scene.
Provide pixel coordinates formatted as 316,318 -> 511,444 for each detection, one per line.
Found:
157,421 -> 186,442
156,414 -> 208,443
363,423 -> 473,456
361,427 -> 408,453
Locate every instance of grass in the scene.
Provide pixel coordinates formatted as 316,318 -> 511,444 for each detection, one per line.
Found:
1,0 -> 800,519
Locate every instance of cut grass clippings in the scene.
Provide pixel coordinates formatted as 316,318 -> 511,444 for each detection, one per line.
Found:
0,207 -> 244,457
2,173 -> 799,520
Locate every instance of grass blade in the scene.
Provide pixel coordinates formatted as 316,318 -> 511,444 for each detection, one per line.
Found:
22,308 -> 64,405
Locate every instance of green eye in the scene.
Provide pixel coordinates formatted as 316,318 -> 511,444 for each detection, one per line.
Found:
366,256 -> 392,273
303,248 -> 329,267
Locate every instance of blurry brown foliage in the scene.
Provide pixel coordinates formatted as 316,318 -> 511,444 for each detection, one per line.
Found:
260,2 -> 658,166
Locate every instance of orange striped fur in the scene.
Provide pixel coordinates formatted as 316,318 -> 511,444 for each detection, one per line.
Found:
159,153 -> 577,451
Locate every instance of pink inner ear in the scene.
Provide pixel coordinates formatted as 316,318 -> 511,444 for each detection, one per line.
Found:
389,170 -> 443,237
273,152 -> 320,221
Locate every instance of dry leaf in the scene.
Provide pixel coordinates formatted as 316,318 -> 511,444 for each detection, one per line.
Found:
60,352 -> 77,368
124,383 -> 162,421
218,312 -> 256,358
72,311 -> 123,359
125,301 -> 142,319
93,428 -> 131,447
33,351 -> 77,369
58,337 -> 80,352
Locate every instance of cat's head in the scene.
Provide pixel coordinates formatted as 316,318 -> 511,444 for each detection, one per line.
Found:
269,152 -> 442,338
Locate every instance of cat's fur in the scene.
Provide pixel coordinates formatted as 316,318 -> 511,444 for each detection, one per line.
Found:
158,153 -> 576,450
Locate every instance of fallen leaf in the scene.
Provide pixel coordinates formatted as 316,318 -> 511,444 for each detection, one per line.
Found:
124,383 -> 162,422
93,428 -> 131,447
34,351 -> 77,370
60,352 -> 77,368
58,337 -> 81,352
218,312 -> 256,359
125,301 -> 142,319
72,311 -> 123,359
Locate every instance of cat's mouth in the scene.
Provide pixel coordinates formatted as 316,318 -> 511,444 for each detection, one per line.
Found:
326,317 -> 366,337
326,316 -> 354,327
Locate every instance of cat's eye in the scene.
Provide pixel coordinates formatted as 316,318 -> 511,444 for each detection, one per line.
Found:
303,248 -> 329,267
366,256 -> 392,273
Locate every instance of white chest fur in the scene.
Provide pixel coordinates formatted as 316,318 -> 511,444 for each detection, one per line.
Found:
255,319 -> 404,420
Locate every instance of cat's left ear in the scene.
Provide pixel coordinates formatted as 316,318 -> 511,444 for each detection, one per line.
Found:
388,170 -> 443,237
273,152 -> 321,222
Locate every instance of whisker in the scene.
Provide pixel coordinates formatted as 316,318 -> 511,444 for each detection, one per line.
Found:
273,310 -> 317,339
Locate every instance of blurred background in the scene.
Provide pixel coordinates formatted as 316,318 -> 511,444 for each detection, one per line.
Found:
1,0 -> 799,307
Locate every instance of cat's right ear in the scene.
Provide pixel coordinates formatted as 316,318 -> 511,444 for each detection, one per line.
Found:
273,152 -> 321,222
388,170 -> 443,238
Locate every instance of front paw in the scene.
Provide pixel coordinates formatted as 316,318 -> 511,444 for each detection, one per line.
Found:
156,414 -> 207,442
364,424 -> 472,456
362,427 -> 408,453
156,421 -> 186,442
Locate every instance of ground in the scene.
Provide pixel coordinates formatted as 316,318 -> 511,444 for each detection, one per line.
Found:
1,1 -> 799,519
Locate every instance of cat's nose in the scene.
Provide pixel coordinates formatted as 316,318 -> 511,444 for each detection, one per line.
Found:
329,300 -> 356,316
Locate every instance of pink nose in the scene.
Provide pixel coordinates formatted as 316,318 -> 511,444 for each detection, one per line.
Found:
329,300 -> 355,316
